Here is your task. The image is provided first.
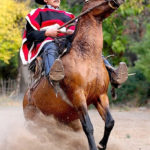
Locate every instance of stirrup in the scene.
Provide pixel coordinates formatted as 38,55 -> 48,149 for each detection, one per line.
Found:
33,57 -> 43,79
110,62 -> 128,85
49,59 -> 65,82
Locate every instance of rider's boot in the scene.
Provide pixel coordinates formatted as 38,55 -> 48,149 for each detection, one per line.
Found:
103,57 -> 128,88
43,42 -> 65,82
49,59 -> 65,81
33,56 -> 43,79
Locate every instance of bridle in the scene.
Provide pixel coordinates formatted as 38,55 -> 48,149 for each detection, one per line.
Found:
59,0 -> 120,30
108,0 -> 119,9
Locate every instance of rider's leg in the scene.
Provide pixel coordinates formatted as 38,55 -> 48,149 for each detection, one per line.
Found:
102,56 -> 128,87
42,42 -> 64,81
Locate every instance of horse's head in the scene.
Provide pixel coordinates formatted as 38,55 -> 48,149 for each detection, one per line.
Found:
82,0 -> 124,20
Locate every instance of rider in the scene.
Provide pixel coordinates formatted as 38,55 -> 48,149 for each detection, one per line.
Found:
20,0 -> 128,87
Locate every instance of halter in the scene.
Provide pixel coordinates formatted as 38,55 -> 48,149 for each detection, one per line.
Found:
108,0 -> 119,9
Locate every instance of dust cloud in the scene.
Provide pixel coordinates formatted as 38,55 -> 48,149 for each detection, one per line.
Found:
0,105 -> 150,150
0,106 -> 88,150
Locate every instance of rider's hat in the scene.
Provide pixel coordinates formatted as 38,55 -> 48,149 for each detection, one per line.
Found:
35,0 -> 46,5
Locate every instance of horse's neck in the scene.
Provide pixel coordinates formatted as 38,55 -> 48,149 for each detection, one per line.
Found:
72,14 -> 103,57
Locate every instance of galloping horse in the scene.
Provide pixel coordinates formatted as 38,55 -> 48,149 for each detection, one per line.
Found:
23,0 -> 124,149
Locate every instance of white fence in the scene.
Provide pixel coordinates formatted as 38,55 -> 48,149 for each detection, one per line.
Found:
0,79 -> 18,96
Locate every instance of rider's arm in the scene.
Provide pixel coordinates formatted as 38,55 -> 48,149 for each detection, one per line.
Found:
26,23 -> 59,42
26,22 -> 74,42
66,29 -> 74,35
26,23 -> 46,43
66,22 -> 76,35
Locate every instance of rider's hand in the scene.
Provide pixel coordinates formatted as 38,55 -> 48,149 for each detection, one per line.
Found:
56,29 -> 74,35
66,29 -> 74,35
45,27 -> 59,37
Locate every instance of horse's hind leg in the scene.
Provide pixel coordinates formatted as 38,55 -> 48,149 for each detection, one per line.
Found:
94,94 -> 114,150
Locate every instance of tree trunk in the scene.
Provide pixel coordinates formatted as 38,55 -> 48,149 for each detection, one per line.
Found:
18,57 -> 30,93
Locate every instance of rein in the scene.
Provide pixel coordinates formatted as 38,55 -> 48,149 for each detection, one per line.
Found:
58,0 -> 118,30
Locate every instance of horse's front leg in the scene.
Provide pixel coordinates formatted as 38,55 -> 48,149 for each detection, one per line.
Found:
73,92 -> 97,150
78,105 -> 97,150
94,93 -> 114,150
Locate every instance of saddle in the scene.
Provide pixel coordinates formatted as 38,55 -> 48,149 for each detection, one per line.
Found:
28,34 -> 74,79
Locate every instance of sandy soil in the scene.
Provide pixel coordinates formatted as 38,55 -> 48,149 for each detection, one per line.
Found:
0,104 -> 150,150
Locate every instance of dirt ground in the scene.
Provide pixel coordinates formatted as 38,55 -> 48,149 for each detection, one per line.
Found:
0,102 -> 150,150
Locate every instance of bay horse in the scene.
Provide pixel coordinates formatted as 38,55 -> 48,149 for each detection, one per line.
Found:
23,0 -> 124,149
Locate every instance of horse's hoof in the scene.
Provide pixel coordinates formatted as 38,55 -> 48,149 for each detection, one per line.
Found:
97,144 -> 106,150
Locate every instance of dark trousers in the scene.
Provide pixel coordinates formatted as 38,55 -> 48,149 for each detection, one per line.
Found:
102,56 -> 112,67
102,56 -> 113,78
42,42 -> 59,76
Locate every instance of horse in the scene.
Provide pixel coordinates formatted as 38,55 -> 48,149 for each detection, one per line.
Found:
23,0 -> 124,149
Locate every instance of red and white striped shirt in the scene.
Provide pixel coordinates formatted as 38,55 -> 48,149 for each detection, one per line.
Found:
20,6 -> 75,65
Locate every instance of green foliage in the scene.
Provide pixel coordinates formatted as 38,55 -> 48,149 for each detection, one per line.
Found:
120,0 -> 144,16
102,0 -> 144,64
0,0 -> 29,64
102,0 -> 150,105
129,24 -> 150,81
0,0 -> 29,79
112,40 -> 126,53
61,1 -> 82,15
108,22 -> 150,105
111,69 -> 150,106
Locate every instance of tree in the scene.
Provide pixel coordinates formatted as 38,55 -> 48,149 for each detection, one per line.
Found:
0,0 -> 29,79
130,24 -> 150,81
102,0 -> 144,64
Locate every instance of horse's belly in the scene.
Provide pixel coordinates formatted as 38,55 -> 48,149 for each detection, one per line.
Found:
23,78 -> 79,123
